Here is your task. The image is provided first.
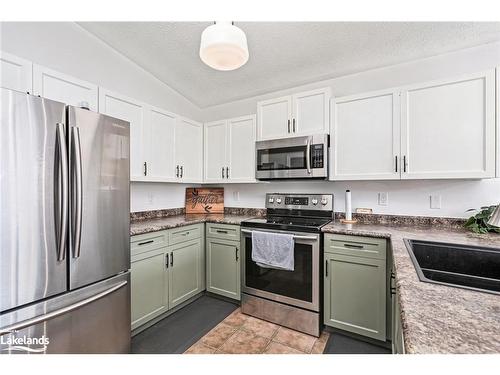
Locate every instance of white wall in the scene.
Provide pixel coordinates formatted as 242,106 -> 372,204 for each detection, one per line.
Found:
211,179 -> 499,218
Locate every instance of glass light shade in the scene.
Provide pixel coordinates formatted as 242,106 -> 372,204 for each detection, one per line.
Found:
200,21 -> 249,71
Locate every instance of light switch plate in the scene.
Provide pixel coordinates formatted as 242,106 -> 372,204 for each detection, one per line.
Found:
378,192 -> 388,206
430,194 -> 441,209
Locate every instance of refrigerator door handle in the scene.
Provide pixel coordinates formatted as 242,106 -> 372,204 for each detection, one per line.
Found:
55,123 -> 69,262
0,280 -> 128,336
71,126 -> 83,258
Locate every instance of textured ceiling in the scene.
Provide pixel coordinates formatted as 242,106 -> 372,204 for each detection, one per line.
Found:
78,22 -> 500,108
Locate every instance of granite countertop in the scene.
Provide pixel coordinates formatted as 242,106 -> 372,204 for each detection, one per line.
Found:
321,222 -> 500,354
130,214 -> 255,236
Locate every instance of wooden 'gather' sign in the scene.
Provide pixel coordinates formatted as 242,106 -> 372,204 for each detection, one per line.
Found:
185,188 -> 224,214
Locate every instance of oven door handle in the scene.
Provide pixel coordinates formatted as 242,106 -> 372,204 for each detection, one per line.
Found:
241,229 -> 317,241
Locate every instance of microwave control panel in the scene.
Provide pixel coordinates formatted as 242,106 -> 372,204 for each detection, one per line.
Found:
311,144 -> 324,168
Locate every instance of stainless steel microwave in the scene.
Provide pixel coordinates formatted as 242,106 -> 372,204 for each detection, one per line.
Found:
255,134 -> 329,180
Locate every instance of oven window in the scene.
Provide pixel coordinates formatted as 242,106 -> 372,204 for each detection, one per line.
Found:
245,238 -> 313,302
257,146 -> 307,171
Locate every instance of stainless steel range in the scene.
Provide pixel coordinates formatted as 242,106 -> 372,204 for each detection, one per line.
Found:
240,193 -> 333,337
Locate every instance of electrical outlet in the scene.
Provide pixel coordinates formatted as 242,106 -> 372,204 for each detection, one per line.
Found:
378,192 -> 388,206
430,194 -> 441,209
232,191 -> 240,201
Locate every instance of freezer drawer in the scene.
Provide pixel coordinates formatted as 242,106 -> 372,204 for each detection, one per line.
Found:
0,272 -> 130,354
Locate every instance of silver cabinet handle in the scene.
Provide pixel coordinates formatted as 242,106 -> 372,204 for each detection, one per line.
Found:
170,252 -> 173,267
287,119 -> 291,133
216,229 -> 228,234
143,162 -> 147,176
222,167 -> 225,179
226,166 -> 229,179
343,243 -> 364,249
395,155 -> 398,173
403,155 -> 407,173
0,281 -> 127,336
176,165 -> 179,178
138,240 -> 153,246
292,118 -> 296,132
306,137 -> 312,174
325,259 -> 328,277
235,247 -> 239,261
180,166 -> 183,178
165,253 -> 169,269
71,126 -> 83,259
55,123 -> 68,262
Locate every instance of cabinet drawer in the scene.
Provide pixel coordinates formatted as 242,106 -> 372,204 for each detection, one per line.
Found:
324,233 -> 387,260
169,224 -> 202,245
131,231 -> 168,256
206,223 -> 241,241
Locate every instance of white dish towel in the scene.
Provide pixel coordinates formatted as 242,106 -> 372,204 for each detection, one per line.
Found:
251,231 -> 295,271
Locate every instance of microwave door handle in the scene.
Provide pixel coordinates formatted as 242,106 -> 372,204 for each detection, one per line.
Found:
306,138 -> 312,174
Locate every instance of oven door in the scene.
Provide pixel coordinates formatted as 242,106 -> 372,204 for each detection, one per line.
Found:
241,228 -> 320,312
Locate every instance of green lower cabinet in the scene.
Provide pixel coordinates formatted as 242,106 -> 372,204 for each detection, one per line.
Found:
206,237 -> 240,300
168,238 -> 203,308
324,252 -> 387,341
391,269 -> 405,353
131,247 -> 169,330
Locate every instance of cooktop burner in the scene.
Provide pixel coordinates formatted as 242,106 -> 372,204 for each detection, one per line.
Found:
241,193 -> 334,233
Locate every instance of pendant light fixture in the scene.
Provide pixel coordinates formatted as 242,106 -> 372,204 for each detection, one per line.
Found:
199,21 -> 249,71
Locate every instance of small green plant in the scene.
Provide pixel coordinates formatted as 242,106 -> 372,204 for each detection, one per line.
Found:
464,205 -> 500,234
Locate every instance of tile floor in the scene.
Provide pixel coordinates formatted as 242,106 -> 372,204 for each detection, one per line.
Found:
184,308 -> 329,354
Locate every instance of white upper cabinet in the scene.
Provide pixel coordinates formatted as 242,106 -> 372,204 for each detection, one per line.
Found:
257,88 -> 330,140
204,120 -> 228,183
400,70 -> 496,179
33,65 -> 98,111
0,51 -> 32,93
204,115 -> 256,183
292,88 -> 330,136
175,117 -> 203,183
99,89 -> 146,180
257,95 -> 291,140
331,90 -> 401,180
228,115 -> 257,183
147,106 -> 177,182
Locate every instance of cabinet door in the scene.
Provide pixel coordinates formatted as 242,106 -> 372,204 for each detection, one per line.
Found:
401,70 -> 496,179
168,238 -> 202,308
33,65 -> 98,111
0,51 -> 32,93
204,120 -> 228,183
99,89 -> 146,180
292,88 -> 330,136
228,115 -> 256,182
257,96 -> 292,140
131,248 -> 168,330
147,106 -> 176,181
324,253 -> 386,341
175,117 -> 203,182
331,91 -> 400,180
391,288 -> 405,354
206,238 -> 240,300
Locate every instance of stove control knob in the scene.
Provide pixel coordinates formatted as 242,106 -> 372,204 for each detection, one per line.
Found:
276,198 -> 282,204
268,197 -> 274,204
321,198 -> 328,206
311,198 -> 318,205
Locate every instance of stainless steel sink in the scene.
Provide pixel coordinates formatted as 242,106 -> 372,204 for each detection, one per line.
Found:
404,239 -> 500,295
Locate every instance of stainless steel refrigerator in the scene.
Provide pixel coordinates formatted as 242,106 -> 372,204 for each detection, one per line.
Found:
0,88 -> 131,354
